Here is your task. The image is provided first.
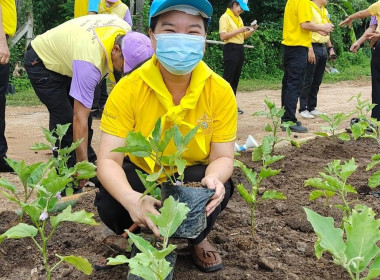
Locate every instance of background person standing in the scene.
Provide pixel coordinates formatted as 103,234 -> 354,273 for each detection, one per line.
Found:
341,6 -> 380,121
219,0 -> 257,115
0,0 -> 16,172
299,0 -> 336,119
281,0 -> 333,133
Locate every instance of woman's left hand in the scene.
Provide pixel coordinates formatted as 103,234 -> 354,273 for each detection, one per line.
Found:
201,175 -> 225,216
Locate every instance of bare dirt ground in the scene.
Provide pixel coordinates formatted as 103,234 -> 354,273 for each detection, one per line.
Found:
0,80 -> 376,280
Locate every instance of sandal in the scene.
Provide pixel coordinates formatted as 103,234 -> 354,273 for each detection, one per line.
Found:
189,239 -> 223,273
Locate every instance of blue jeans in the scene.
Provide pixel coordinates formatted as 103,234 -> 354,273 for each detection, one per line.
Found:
281,45 -> 308,122
24,45 -> 97,167
0,62 -> 9,163
300,43 -> 328,112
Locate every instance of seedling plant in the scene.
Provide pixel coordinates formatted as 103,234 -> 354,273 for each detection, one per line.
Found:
107,196 -> 190,280
253,98 -> 299,152
0,124 -> 98,279
348,94 -> 380,146
234,135 -> 286,235
305,205 -> 380,280
314,111 -> 354,141
305,158 -> 358,220
113,117 -> 199,197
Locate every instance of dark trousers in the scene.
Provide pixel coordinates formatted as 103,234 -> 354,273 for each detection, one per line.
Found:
24,46 -> 97,167
300,44 -> 328,113
371,40 -> 380,121
0,62 -> 9,163
95,160 -> 234,245
281,45 -> 308,122
223,43 -> 245,95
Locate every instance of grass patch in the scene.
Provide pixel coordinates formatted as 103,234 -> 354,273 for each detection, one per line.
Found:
238,51 -> 371,92
7,52 -> 372,106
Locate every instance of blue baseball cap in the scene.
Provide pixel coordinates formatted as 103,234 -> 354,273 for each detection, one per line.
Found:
149,0 -> 213,25
236,0 -> 249,12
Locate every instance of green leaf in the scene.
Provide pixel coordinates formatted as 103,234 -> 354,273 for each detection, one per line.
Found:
259,167 -> 281,179
50,205 -> 98,228
338,133 -> 351,141
0,178 -> 17,193
147,196 -> 189,238
364,254 -> 380,280
113,131 -> 152,157
339,158 -> 357,181
368,171 -> 380,188
107,254 -> 129,265
234,160 -> 257,187
42,127 -> 57,146
304,207 -> 346,260
23,205 -> 42,224
74,161 -> 96,180
183,125 -> 199,146
265,155 -> 284,166
128,232 -> 156,255
344,205 -> 380,273
314,132 -> 329,137
158,126 -> 176,152
0,223 -> 38,243
236,184 -> 253,204
128,251 -> 172,280
175,158 -> 186,176
305,178 -> 335,192
262,190 -> 286,200
308,190 -> 325,201
57,254 -> 93,275
151,117 -> 162,145
30,143 -> 51,151
41,169 -> 72,195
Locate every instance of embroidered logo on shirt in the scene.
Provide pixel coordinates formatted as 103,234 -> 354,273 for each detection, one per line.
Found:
197,113 -> 212,135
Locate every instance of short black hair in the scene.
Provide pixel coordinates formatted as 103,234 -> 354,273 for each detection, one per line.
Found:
114,34 -> 125,48
149,15 -> 208,33
227,1 -> 238,9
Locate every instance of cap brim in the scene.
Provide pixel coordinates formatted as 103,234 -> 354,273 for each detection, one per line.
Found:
240,2 -> 249,11
150,0 -> 213,19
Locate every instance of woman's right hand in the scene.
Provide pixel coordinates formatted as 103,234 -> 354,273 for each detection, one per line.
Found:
125,191 -> 162,239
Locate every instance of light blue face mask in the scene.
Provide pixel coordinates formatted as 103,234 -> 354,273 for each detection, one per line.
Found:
154,33 -> 205,75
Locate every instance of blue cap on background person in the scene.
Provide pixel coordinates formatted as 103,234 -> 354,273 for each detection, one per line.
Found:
122,31 -> 154,74
149,0 -> 213,24
236,0 -> 249,11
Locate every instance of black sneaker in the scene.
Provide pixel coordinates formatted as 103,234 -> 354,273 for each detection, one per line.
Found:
238,108 -> 244,114
0,161 -> 14,172
90,108 -> 103,119
282,121 -> 308,133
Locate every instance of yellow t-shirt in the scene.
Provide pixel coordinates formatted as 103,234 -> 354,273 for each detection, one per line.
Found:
98,0 -> 128,19
369,0 -> 380,32
310,3 -> 331,43
282,0 -> 313,47
31,14 -> 130,79
219,13 -> 245,44
1,0 -> 17,36
100,55 -> 237,175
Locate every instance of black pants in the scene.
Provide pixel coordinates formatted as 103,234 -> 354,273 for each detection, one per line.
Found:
0,61 -> 9,164
300,44 -> 328,113
24,46 -> 97,167
95,160 -> 234,245
223,43 -> 244,95
281,45 -> 308,122
371,40 -> 380,121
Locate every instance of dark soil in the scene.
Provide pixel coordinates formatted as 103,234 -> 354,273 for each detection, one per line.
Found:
1,136 -> 380,280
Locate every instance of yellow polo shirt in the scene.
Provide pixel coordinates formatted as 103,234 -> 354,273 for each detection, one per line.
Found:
1,0 -> 17,36
219,13 -> 245,44
31,14 -> 130,79
100,55 -> 237,175
282,0 -> 313,47
98,0 -> 129,20
311,3 -> 331,44
369,0 -> 380,32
